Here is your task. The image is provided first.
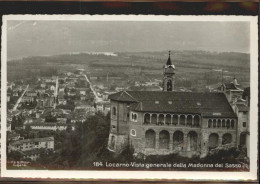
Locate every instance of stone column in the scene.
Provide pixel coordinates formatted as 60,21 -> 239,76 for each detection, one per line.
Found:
169,132 -> 173,150
156,114 -> 159,125
149,114 -> 152,124
185,115 -> 187,126
163,114 -> 166,125
178,115 -> 180,125
192,116 -> 194,126
171,115 -> 173,125
155,132 -> 159,149
183,133 -> 188,151
200,132 -> 208,158
218,134 -> 222,147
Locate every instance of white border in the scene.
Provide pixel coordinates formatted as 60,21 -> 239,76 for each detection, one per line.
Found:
1,15 -> 258,180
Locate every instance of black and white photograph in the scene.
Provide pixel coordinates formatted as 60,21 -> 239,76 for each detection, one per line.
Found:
1,15 -> 258,180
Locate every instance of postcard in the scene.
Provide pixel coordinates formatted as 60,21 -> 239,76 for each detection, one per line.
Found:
1,15 -> 258,180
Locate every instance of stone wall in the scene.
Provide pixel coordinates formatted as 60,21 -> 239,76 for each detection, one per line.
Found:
237,111 -> 249,145
129,121 -> 201,158
200,118 -> 237,158
107,133 -> 128,154
108,100 -> 239,158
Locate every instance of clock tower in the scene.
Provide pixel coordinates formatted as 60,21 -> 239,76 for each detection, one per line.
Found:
163,51 -> 175,91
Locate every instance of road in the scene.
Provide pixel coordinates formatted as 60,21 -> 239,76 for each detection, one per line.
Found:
83,74 -> 102,102
54,76 -> 59,109
12,84 -> 29,111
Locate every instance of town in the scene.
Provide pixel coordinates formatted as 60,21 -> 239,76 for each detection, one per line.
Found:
7,68 -> 113,162
5,51 -> 250,170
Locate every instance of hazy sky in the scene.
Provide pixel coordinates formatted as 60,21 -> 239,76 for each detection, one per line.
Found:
7,20 -> 250,59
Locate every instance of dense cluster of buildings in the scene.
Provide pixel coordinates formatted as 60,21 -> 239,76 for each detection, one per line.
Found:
107,52 -> 250,158
8,137 -> 54,161
6,52 -> 250,162
7,69 -> 111,162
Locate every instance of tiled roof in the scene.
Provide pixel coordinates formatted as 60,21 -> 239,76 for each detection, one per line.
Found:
236,104 -> 249,112
109,91 -> 236,118
108,91 -> 137,102
166,55 -> 172,65
224,83 -> 237,90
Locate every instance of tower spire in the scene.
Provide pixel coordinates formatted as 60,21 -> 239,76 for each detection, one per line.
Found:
166,50 -> 172,66
163,51 -> 175,91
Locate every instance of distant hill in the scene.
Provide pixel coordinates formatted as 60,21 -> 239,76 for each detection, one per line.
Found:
117,50 -> 250,68
9,50 -> 249,69
7,50 -> 250,88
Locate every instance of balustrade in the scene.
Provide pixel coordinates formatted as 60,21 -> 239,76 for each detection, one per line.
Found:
143,113 -> 201,127
207,119 -> 236,129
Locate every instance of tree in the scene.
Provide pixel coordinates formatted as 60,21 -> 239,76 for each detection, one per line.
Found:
25,124 -> 32,132
11,116 -> 17,130
8,151 -> 23,161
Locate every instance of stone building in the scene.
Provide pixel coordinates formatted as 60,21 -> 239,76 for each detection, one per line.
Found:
9,137 -> 54,152
107,52 -> 248,158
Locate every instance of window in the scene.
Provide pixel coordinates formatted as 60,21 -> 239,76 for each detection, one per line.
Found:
131,113 -> 138,121
243,122 -> 246,127
110,136 -> 115,150
208,119 -> 212,128
112,107 -> 116,116
213,119 -> 216,128
130,129 -> 136,136
231,120 -> 235,128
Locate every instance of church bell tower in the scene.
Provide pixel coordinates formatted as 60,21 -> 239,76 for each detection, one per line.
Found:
163,51 -> 175,91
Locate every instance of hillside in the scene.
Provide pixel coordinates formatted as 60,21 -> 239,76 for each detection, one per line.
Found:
7,50 -> 250,88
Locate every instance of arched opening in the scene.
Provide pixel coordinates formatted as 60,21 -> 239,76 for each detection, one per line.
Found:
208,119 -> 212,128
145,129 -> 156,148
217,119 -> 221,128
110,135 -> 115,150
165,114 -> 171,125
226,119 -> 231,129
151,114 -> 157,125
209,133 -> 219,149
231,120 -> 235,128
158,114 -> 164,125
222,119 -> 226,127
167,80 -> 172,91
186,115 -> 192,126
240,132 -> 247,147
222,133 -> 232,145
187,131 -> 198,151
144,113 -> 150,124
173,131 -> 184,150
213,119 -> 216,128
172,115 -> 178,125
180,115 -> 185,125
159,130 -> 170,149
112,107 -> 116,116
194,115 -> 200,127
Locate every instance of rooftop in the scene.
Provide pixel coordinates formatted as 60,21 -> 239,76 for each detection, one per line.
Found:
236,104 -> 249,112
11,137 -> 54,146
109,91 -> 237,118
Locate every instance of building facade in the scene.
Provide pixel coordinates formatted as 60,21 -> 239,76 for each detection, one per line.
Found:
9,137 -> 54,152
107,53 -> 247,158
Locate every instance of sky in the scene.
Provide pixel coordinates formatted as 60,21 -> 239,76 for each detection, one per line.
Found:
7,20 -> 250,60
